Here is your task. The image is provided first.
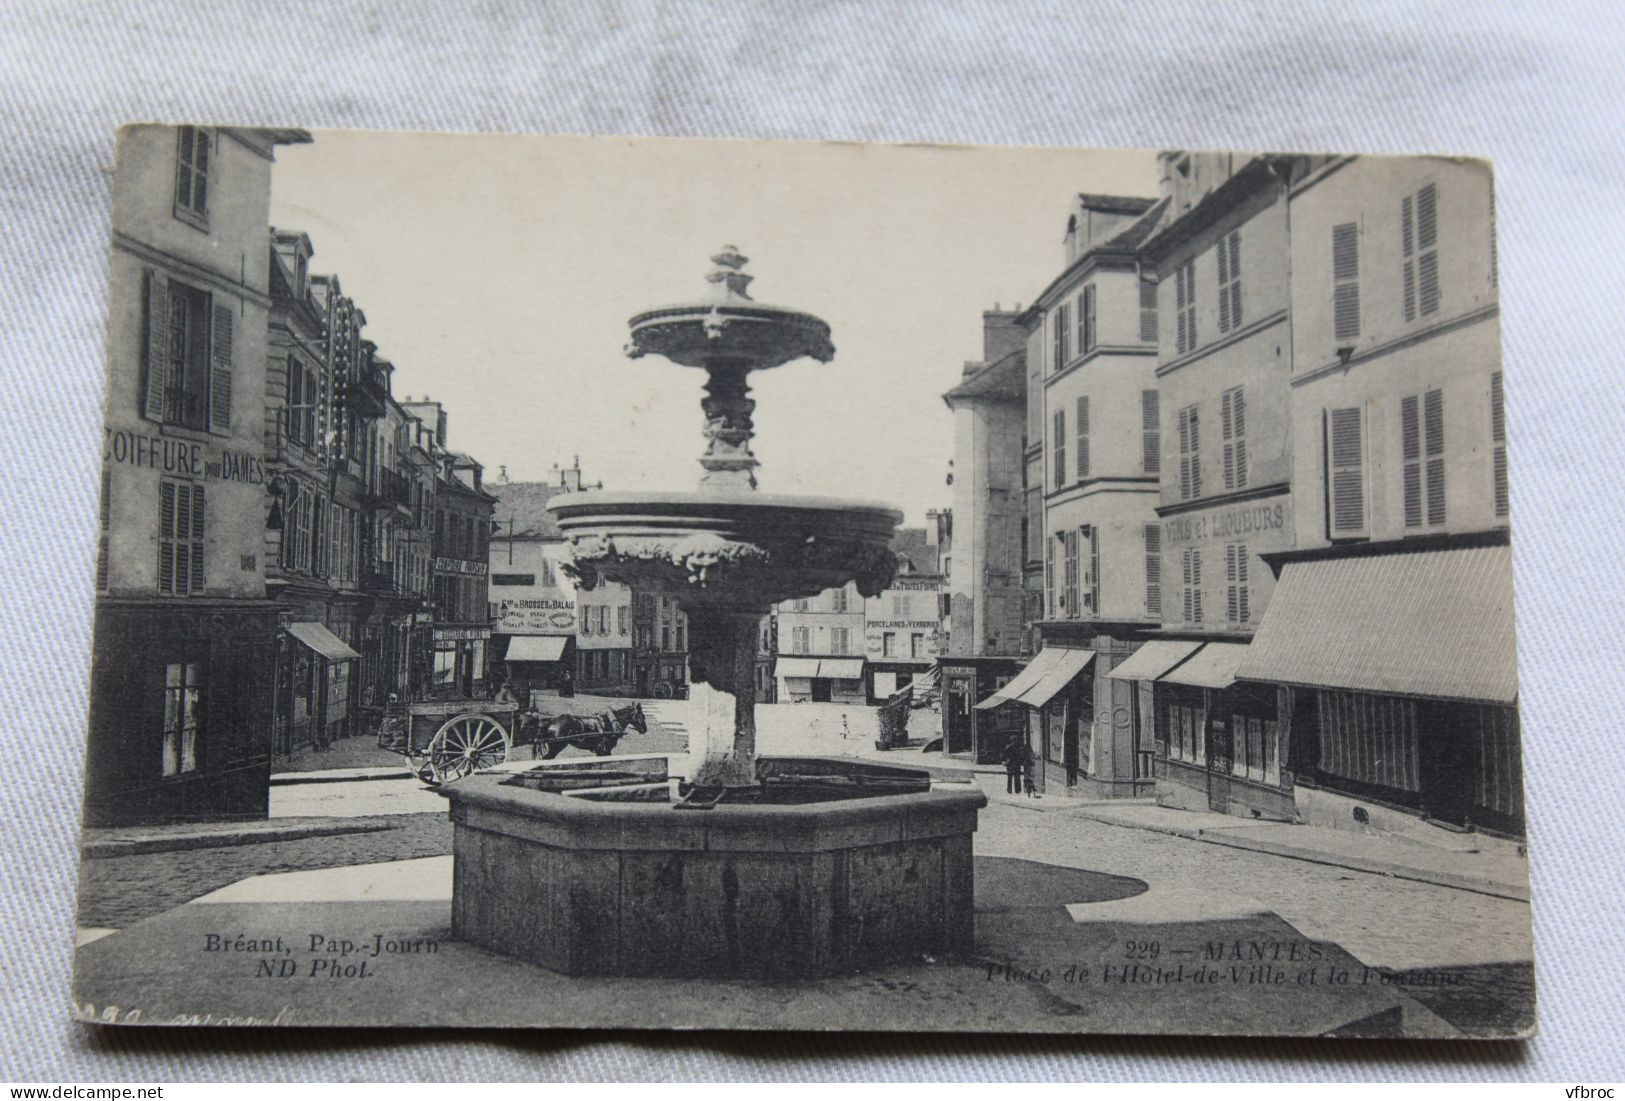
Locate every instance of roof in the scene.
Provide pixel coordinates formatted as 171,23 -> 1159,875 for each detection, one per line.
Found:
1076,193 -> 1158,216
1140,156 -> 1291,263
1235,545 -> 1519,704
942,347 -> 1025,406
489,481 -> 567,539
890,527 -> 934,574
1103,195 -> 1172,250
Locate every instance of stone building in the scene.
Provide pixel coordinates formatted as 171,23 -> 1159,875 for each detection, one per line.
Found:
862,528 -> 944,704
88,124 -> 308,825
991,194 -> 1168,799
775,581 -> 867,704
1235,155 -> 1521,837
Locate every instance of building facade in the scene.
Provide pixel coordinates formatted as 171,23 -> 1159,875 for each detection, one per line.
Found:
1236,154 -> 1521,837
89,125 -> 308,825
776,582 -> 867,704
863,560 -> 943,704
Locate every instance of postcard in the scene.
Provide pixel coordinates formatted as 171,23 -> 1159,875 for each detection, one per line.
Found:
72,128 -> 1531,1037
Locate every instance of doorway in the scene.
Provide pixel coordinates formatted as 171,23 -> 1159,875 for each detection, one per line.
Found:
811,678 -> 833,703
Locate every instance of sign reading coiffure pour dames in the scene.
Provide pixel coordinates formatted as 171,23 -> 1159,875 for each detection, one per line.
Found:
104,427 -> 267,485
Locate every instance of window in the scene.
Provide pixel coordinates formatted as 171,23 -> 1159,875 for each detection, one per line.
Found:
1220,386 -> 1247,491
1491,373 -> 1509,517
675,619 -> 686,651
1327,407 -> 1367,537
1045,534 -> 1055,619
1174,259 -> 1196,354
286,357 -> 319,446
1177,404 -> 1201,500
1139,276 -> 1158,343
161,660 -> 202,776
1061,530 -> 1080,619
174,126 -> 210,222
1225,543 -> 1250,625
1216,231 -> 1242,333
1052,408 -> 1067,488
1141,390 -> 1160,474
831,586 -> 848,613
1165,696 -> 1203,763
794,598 -> 810,612
792,626 -> 810,654
1229,708 -> 1279,784
1075,396 -> 1090,480
1402,389 -> 1446,528
159,479 -> 205,595
1332,222 -> 1360,341
1143,524 -> 1162,619
1052,302 -> 1070,371
911,634 -> 925,658
882,632 -> 897,657
1402,183 -> 1440,321
1076,284 -> 1097,355
1181,548 -> 1203,624
618,606 -> 629,635
831,627 -> 851,655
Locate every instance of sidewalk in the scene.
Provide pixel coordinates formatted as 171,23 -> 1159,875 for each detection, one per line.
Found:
1063,800 -> 1530,902
81,816 -> 395,858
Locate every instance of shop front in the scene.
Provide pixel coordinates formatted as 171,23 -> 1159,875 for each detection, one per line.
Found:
432,625 -> 490,699
274,620 -> 362,757
936,655 -> 1021,763
975,647 -> 1095,791
495,633 -> 571,706
1236,538 -> 1524,838
776,656 -> 866,704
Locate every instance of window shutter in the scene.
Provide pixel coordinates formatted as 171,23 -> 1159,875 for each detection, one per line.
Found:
1328,406 -> 1366,535
1143,523 -> 1162,618
1181,549 -> 1193,622
190,484 -> 206,592
1175,266 -> 1189,353
1332,222 -> 1360,341
1053,408 -> 1066,487
1139,277 -> 1158,343
175,128 -> 194,209
143,270 -> 170,421
1076,289 -> 1088,354
97,470 -> 112,591
193,130 -> 210,214
1221,390 -> 1235,489
1401,394 -> 1423,527
159,481 -> 177,594
1424,388 -> 1446,525
209,303 -> 233,432
1232,388 -> 1247,488
1141,389 -> 1160,473
1418,251 -> 1440,317
1076,395 -> 1090,479
1416,183 -> 1438,249
1401,195 -> 1417,322
1225,544 -> 1238,622
1189,407 -> 1200,498
1217,237 -> 1231,333
1236,545 -> 1249,623
1177,407 -> 1191,498
1228,233 -> 1242,328
1491,372 -> 1509,516
1191,549 -> 1202,623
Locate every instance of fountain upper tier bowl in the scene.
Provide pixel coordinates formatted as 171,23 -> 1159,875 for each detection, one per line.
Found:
548,489 -> 903,608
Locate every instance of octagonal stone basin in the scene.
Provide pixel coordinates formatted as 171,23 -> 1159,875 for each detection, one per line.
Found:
441,757 -> 987,979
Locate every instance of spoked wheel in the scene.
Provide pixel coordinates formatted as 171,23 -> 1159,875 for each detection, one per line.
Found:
426,713 -> 511,783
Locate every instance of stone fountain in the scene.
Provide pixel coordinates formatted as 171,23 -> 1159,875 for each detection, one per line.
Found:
440,248 -> 986,979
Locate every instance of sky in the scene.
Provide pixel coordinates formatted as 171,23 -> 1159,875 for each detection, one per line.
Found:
269,132 -> 1159,525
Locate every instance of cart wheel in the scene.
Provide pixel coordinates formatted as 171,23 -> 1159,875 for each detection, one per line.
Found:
427,713 -> 511,783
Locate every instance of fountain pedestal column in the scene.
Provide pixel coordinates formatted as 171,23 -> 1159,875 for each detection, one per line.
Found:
685,608 -> 763,788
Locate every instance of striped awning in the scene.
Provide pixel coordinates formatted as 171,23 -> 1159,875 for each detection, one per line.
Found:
1235,545 -> 1519,703
504,635 -> 568,663
776,657 -> 864,679
1158,642 -> 1251,690
285,621 -> 360,662
1106,639 -> 1204,682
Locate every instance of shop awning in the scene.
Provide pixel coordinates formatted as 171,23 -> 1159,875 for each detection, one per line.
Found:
1235,545 -> 1519,703
1159,642 -> 1251,690
776,657 -> 822,679
818,658 -> 865,680
285,621 -> 360,662
1106,639 -> 1204,682
504,635 -> 568,663
976,647 -> 1094,709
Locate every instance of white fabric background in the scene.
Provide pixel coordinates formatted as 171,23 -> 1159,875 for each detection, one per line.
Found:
3,0 -> 1622,1081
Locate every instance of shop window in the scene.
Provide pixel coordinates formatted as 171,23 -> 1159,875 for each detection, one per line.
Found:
158,479 -> 206,595
1216,231 -> 1242,333
1316,690 -> 1420,793
1166,695 -> 1204,764
161,660 -> 202,776
1228,709 -> 1279,785
1401,389 -> 1446,528
1221,386 -> 1247,491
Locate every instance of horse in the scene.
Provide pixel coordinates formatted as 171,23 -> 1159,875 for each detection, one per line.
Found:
531,702 -> 648,759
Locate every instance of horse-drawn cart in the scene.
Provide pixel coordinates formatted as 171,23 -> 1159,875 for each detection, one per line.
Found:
377,695 -> 519,785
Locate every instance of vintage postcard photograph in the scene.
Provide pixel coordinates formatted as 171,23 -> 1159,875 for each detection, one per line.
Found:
71,128 -> 1532,1038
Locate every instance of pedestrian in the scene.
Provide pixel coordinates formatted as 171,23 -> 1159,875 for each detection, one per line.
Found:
559,667 -> 575,698
1000,735 -> 1022,795
1020,739 -> 1039,797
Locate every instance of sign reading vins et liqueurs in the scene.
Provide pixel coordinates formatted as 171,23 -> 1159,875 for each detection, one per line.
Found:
1162,498 -> 1290,546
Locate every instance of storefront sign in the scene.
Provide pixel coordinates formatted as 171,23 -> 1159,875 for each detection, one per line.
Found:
434,557 -> 488,576
495,597 -> 576,634
1162,500 -> 1289,546
433,626 -> 491,642
103,427 -> 266,485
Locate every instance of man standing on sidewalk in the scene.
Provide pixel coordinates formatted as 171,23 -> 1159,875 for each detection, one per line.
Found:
1001,735 -> 1023,795
1020,738 -> 1039,798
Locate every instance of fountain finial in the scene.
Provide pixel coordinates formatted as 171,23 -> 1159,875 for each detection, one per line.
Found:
706,245 -> 754,302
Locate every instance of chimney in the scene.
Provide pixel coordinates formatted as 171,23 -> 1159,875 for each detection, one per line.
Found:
981,308 -> 1026,363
